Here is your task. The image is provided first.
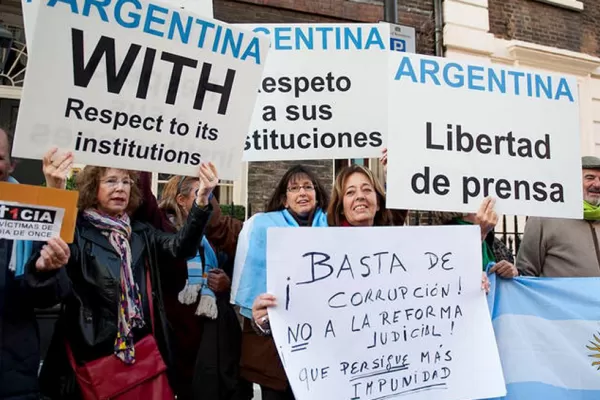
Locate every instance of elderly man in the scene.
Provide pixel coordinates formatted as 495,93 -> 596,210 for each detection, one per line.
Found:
517,156 -> 600,277
0,128 -> 72,399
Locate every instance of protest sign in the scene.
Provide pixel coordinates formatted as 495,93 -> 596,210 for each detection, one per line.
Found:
266,225 -> 506,400
172,0 -> 213,18
21,0 -> 214,49
386,52 -> 582,218
0,182 -> 78,242
241,23 -> 389,162
12,0 -> 269,180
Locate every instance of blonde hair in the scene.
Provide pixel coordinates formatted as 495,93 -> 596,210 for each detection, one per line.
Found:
158,175 -> 199,230
327,165 -> 392,227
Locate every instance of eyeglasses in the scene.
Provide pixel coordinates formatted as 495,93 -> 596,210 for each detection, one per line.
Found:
287,184 -> 315,193
101,177 -> 133,188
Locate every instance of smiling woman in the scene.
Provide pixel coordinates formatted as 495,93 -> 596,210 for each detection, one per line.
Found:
327,164 -> 392,227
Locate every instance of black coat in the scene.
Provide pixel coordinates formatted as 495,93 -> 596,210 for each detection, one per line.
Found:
0,239 -> 69,400
28,203 -> 212,399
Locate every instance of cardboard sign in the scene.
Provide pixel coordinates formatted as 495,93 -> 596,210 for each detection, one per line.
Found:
0,182 -> 79,242
241,23 -> 389,162
267,226 -> 506,400
13,0 -> 269,180
386,52 -> 582,218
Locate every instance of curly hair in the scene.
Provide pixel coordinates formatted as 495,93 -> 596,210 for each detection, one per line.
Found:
158,175 -> 199,230
76,166 -> 141,214
327,165 -> 392,227
265,165 -> 329,213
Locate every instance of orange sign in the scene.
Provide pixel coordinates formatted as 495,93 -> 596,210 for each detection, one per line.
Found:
0,182 -> 78,242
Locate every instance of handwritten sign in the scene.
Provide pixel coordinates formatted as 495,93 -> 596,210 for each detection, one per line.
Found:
266,226 -> 506,400
386,52 -> 582,218
13,0 -> 269,180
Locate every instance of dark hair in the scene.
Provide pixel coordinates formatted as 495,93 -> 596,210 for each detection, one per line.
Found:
327,165 -> 392,227
265,165 -> 329,213
76,166 -> 141,214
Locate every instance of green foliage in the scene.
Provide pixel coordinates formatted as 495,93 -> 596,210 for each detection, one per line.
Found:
41,175 -> 77,190
219,204 -> 246,221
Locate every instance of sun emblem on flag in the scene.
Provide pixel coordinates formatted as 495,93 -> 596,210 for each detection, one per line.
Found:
587,332 -> 600,370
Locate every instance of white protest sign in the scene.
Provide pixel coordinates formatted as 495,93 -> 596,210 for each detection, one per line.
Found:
12,0 -> 269,180
21,0 -> 214,50
0,201 -> 64,241
21,0 -> 38,48
173,0 -> 213,18
386,52 -> 582,218
241,23 -> 389,162
267,226 -> 506,400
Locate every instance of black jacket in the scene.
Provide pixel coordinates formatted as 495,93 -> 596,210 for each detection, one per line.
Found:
28,203 -> 212,399
0,239 -> 69,400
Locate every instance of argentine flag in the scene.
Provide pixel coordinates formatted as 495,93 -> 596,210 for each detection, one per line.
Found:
487,274 -> 600,399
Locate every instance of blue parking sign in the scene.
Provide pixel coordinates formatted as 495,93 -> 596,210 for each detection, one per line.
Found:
390,37 -> 406,52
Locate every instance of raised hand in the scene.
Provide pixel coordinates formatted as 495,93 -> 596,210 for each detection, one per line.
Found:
474,197 -> 498,241
196,162 -> 218,206
380,148 -> 388,178
42,148 -> 73,189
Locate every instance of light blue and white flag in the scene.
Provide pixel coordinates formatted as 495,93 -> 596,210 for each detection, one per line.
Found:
230,208 -> 328,319
486,274 -> 600,399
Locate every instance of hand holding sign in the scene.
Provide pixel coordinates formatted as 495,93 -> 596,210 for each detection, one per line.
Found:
36,237 -> 71,271
43,148 -> 73,190
253,293 -> 277,323
474,197 -> 497,241
196,162 -> 219,207
380,147 -> 388,178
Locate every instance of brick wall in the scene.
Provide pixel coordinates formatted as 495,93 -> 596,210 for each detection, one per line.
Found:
488,0 -> 600,57
214,0 -> 435,215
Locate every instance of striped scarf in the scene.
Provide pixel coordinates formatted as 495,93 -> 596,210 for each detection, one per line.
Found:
83,209 -> 145,364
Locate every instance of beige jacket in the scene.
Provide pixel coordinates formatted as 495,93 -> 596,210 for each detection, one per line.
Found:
517,217 -> 600,277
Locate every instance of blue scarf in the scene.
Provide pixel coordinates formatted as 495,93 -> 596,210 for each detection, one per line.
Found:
231,208 -> 329,319
177,236 -> 220,318
6,176 -> 33,277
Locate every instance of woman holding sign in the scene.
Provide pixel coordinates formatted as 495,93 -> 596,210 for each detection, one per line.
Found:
232,165 -> 329,400
27,159 -> 217,400
326,164 -> 394,227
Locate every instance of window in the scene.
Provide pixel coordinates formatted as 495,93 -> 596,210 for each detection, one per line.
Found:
218,180 -> 235,205
156,173 -> 171,198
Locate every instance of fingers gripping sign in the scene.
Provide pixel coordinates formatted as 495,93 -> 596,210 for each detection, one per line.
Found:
42,147 -> 74,189
475,197 -> 498,241
35,237 -> 71,272
196,162 -> 219,207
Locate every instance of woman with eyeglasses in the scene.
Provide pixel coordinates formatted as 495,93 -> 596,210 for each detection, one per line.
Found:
231,165 -> 330,400
27,162 -> 217,399
132,172 -> 250,400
